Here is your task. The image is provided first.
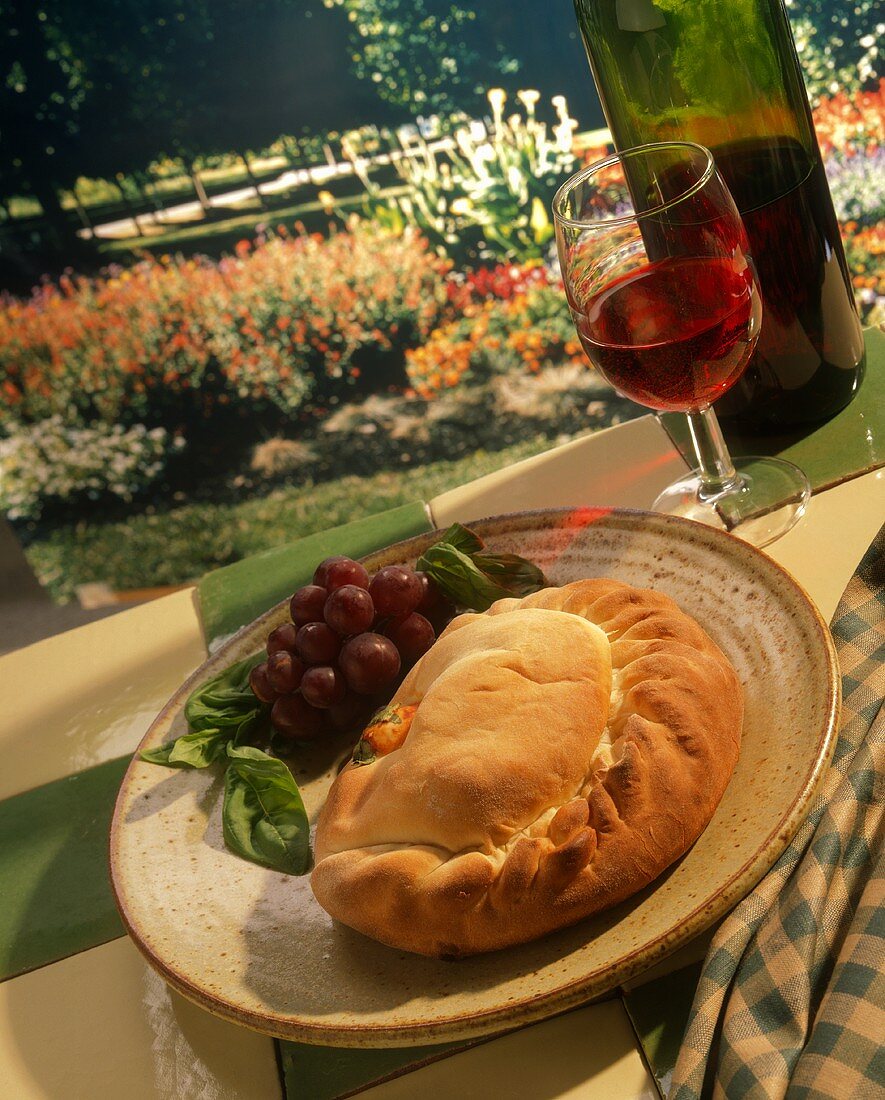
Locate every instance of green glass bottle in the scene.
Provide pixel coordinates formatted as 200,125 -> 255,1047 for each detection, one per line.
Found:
573,0 -> 865,430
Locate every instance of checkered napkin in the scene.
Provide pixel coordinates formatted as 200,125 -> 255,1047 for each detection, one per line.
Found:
669,525 -> 885,1100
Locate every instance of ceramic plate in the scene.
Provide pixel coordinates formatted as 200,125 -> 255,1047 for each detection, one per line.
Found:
110,508 -> 840,1047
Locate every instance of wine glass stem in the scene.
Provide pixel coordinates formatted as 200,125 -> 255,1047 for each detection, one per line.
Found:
686,406 -> 742,501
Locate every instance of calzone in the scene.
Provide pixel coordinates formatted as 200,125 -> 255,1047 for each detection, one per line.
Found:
311,579 -> 742,957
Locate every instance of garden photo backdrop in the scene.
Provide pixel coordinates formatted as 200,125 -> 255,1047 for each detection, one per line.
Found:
0,0 -> 881,602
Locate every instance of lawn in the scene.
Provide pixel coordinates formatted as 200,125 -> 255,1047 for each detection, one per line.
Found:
25,432 -> 574,602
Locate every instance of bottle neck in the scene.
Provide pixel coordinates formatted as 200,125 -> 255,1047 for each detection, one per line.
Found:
573,0 -> 818,160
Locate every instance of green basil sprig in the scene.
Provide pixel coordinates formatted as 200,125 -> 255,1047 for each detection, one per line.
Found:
140,653 -> 269,769
140,726 -> 233,769
222,745 -> 311,875
183,651 -> 269,745
417,523 -> 546,611
140,653 -> 310,876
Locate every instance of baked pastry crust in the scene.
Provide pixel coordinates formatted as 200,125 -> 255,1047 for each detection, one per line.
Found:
311,580 -> 743,957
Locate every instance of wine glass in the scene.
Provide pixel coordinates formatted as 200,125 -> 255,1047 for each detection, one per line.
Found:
553,142 -> 810,547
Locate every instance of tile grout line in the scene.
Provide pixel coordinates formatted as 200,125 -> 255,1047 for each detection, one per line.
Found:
619,988 -> 667,1100
0,931 -> 128,987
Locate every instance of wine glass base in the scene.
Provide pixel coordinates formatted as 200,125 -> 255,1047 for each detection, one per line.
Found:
652,456 -> 811,548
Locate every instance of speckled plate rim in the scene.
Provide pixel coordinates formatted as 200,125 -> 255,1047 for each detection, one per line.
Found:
110,507 -> 841,1047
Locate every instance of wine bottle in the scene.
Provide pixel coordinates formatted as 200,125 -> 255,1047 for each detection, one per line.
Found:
572,0 -> 866,431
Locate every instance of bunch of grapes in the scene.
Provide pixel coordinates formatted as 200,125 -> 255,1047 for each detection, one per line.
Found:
249,556 -> 455,744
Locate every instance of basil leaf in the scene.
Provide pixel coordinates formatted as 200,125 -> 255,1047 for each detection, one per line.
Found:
435,523 -> 485,556
351,739 -> 376,766
416,544 -> 515,611
417,524 -> 547,611
140,726 -> 231,769
222,745 -> 311,875
185,652 -> 268,745
473,552 -> 547,598
141,652 -> 270,769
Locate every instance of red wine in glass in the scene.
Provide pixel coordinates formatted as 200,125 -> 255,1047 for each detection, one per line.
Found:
575,255 -> 761,413
553,141 -> 810,547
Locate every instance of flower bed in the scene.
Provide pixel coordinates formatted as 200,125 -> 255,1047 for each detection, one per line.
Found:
0,260 -> 217,430
201,226 -> 450,412
812,80 -> 883,155
814,82 -> 885,324
0,224 -> 452,520
0,224 -> 450,432
406,268 -> 584,398
0,418 -> 183,521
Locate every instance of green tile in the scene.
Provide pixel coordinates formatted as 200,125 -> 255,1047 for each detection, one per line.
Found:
661,327 -> 885,494
198,501 -> 433,644
0,756 -> 129,981
622,962 -> 703,1097
279,1038 -> 474,1100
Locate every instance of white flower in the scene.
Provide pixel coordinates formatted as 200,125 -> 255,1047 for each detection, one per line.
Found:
507,165 -> 525,195
487,88 -> 507,118
554,117 -> 579,153
517,89 -> 541,115
0,417 -> 179,521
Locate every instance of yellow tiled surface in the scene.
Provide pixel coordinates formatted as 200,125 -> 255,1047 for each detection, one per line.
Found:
0,937 -> 281,1100
0,588 -> 206,799
763,467 -> 884,622
362,1000 -> 657,1100
430,415 -> 690,527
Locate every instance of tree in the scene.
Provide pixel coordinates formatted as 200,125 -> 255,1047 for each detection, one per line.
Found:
0,0 -> 221,249
1,2 -> 91,248
326,0 -> 882,122
787,0 -> 881,103
325,0 -> 604,123
0,0 -> 391,256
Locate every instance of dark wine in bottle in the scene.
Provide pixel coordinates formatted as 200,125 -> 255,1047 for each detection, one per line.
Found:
572,0 -> 865,430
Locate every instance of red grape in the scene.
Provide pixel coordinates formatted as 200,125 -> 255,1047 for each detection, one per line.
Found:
271,694 -> 326,741
249,661 -> 278,704
384,612 -> 435,666
368,566 -> 424,619
266,622 -> 298,655
313,556 -> 369,592
324,584 -> 374,636
266,650 -> 306,694
416,571 -> 446,614
339,632 -> 401,695
415,571 -> 456,632
328,693 -> 372,732
427,606 -> 457,635
289,585 -> 327,627
295,622 -> 341,665
301,665 -> 347,708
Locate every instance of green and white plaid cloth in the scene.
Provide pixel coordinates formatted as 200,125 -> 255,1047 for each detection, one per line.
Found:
670,525 -> 885,1100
